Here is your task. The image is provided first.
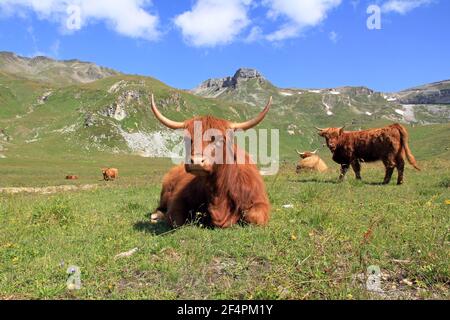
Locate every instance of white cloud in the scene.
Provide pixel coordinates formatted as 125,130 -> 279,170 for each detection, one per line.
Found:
245,26 -> 263,42
382,0 -> 433,14
0,0 -> 160,40
174,0 -> 253,47
264,0 -> 342,41
329,30 -> 338,43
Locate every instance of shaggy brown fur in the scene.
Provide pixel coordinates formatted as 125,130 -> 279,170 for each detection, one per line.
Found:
102,168 -> 118,181
318,123 -> 420,185
152,117 -> 270,228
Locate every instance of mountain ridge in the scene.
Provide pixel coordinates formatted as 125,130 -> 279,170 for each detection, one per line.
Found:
0,51 -> 119,85
192,67 -> 450,105
0,53 -> 449,161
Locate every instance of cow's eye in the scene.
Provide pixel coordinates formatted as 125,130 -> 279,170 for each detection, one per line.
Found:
210,136 -> 216,142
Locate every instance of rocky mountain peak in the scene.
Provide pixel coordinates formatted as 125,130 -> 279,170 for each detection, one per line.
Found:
233,68 -> 264,81
29,55 -> 54,66
191,68 -> 265,97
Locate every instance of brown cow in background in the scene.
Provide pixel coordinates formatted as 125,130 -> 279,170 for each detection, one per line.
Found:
317,123 -> 420,185
150,94 -> 272,228
296,149 -> 328,173
102,168 -> 118,181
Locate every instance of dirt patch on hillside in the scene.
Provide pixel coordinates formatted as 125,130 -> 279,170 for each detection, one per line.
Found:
0,184 -> 99,195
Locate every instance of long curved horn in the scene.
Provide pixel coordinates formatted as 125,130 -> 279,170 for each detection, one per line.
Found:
150,94 -> 185,129
230,96 -> 272,130
312,149 -> 318,154
296,149 -> 304,155
314,126 -> 325,131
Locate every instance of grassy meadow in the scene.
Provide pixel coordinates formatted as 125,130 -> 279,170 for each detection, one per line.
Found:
0,140 -> 449,300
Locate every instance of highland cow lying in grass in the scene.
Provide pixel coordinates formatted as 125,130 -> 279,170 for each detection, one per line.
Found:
295,149 -> 328,173
150,95 -> 272,228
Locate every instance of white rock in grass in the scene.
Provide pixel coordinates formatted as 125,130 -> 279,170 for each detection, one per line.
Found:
114,247 -> 139,260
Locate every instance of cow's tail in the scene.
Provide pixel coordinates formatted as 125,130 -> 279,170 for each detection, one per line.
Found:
396,124 -> 420,171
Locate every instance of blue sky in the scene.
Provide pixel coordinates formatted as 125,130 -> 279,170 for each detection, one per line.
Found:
0,0 -> 449,92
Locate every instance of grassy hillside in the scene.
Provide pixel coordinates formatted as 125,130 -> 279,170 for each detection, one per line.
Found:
0,72 -> 291,163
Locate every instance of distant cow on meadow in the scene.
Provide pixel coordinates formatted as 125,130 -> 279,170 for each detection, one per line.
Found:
316,123 -> 420,185
295,149 -> 328,173
102,168 -> 118,181
149,94 -> 272,228
65,175 -> 79,180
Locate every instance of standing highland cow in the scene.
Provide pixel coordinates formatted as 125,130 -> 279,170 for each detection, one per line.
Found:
316,123 -> 420,185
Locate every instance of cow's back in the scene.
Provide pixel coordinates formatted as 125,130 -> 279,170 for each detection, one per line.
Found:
316,157 -> 328,172
334,125 -> 402,163
297,155 -> 328,173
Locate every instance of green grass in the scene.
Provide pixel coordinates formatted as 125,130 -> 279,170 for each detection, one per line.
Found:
1,157 -> 448,300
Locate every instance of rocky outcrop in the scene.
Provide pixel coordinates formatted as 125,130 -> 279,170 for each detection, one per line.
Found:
37,91 -> 52,105
117,127 -> 183,158
397,89 -> 450,104
100,90 -> 142,121
102,103 -> 127,121
84,113 -> 97,128
0,129 -> 11,142
192,68 -> 265,96
336,86 -> 374,96
394,80 -> 450,104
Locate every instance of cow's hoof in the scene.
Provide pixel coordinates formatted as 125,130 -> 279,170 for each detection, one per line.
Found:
150,211 -> 165,223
